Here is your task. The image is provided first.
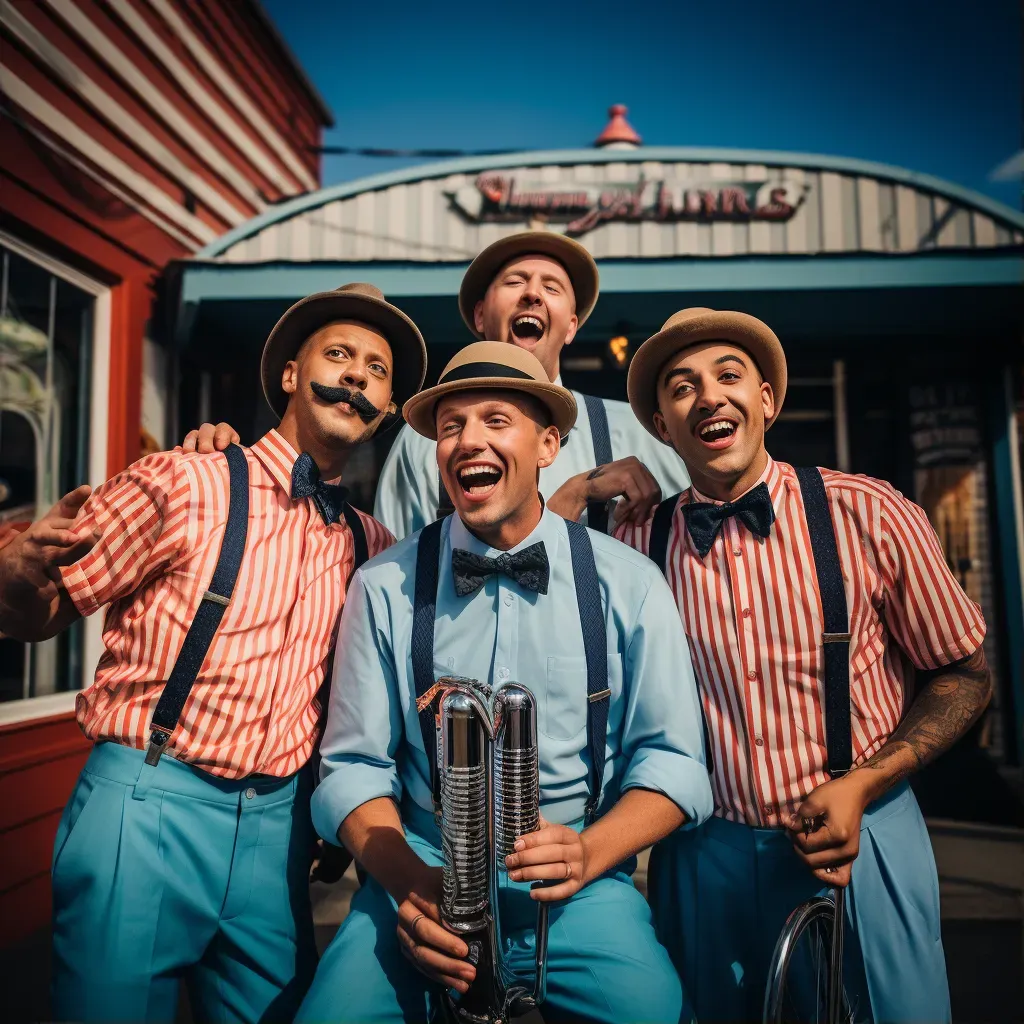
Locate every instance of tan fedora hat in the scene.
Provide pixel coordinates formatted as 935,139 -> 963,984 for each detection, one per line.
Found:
403,341 -> 577,441
627,307 -> 788,440
260,282 -> 427,420
458,231 -> 600,337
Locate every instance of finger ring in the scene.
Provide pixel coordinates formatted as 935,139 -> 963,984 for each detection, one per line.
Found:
824,866 -> 835,874
564,862 -> 572,880
410,913 -> 425,937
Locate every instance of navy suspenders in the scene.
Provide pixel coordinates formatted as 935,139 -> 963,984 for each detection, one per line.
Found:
146,445 -> 371,767
794,468 -> 853,777
146,444 -> 249,765
647,471 -> 852,779
583,394 -> 613,534
434,393 -> 613,529
412,517 -> 610,823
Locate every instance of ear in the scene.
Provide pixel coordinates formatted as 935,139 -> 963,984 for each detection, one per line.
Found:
760,381 -> 776,424
281,360 -> 299,396
653,409 -> 673,446
385,398 -> 397,416
537,425 -> 561,470
473,299 -> 486,336
562,313 -> 579,348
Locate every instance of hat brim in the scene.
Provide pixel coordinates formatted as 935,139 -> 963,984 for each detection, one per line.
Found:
626,311 -> 788,441
458,232 -> 599,337
261,291 -> 427,421
403,377 -> 577,441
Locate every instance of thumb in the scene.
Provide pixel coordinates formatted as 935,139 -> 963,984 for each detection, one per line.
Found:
48,484 -> 92,522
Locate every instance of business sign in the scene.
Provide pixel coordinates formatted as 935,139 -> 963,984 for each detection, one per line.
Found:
447,172 -> 807,236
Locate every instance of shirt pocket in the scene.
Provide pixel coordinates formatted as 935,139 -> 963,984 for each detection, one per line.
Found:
851,626 -> 886,678
540,655 -> 588,741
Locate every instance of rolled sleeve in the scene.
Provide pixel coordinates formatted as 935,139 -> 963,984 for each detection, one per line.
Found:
59,452 -> 183,617
619,573 -> 713,828
878,488 -> 987,670
311,572 -> 406,844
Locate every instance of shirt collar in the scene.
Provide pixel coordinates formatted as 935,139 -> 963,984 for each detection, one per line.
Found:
447,502 -> 558,559
689,454 -> 784,516
250,429 -> 299,495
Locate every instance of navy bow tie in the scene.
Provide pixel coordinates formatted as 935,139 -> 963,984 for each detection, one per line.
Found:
451,542 -> 550,598
681,482 -> 776,558
291,452 -> 347,526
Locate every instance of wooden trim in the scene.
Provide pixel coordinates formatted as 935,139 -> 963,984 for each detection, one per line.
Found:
106,278 -> 148,474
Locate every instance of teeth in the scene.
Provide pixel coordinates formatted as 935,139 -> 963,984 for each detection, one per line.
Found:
700,421 -> 735,439
514,315 -> 543,330
458,466 -> 500,479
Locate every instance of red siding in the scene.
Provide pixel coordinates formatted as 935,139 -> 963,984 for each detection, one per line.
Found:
0,0 -> 330,947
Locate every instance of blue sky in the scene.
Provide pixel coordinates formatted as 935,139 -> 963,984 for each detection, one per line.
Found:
263,0 -> 1021,210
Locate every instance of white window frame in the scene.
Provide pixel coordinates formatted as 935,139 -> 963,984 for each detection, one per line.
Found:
0,228 -> 110,726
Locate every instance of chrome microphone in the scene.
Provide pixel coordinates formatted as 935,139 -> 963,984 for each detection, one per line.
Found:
435,678 -> 548,1024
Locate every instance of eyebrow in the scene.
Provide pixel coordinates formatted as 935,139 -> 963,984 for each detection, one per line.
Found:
662,353 -> 748,385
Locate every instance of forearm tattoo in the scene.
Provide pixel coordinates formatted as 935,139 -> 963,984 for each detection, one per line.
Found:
586,467 -> 605,480
861,646 -> 991,777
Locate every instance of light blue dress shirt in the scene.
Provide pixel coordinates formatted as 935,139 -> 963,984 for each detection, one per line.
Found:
313,507 -> 713,845
373,390 -> 691,540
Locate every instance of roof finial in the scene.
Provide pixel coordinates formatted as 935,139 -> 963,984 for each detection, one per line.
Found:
595,104 -> 641,149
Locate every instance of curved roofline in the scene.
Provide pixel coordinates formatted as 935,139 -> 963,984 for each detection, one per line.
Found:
198,146 -> 1024,257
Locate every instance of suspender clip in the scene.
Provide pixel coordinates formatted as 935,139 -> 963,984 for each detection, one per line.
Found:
202,590 -> 231,607
587,688 -> 611,704
822,632 -> 851,644
145,729 -> 171,766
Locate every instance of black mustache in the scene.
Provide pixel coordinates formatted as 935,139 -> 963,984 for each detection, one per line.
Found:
310,381 -> 383,422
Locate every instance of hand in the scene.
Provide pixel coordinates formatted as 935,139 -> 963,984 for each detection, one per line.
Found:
785,774 -> 872,887
0,486 -> 97,598
396,867 -> 476,994
550,457 -> 662,526
309,839 -> 353,884
504,814 -> 588,901
181,422 -> 239,454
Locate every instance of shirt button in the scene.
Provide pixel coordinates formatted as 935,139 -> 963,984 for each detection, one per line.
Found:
245,788 -> 256,800
747,670 -> 757,681
763,804 -> 774,817
755,737 -> 764,747
504,593 -> 514,606
742,608 -> 751,618
497,667 -> 509,680
733,548 -> 742,557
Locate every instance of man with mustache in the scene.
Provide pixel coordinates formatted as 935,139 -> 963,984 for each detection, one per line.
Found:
186,233 -> 689,537
0,284 -> 425,1023
615,308 -> 991,1022
295,341 -> 712,1024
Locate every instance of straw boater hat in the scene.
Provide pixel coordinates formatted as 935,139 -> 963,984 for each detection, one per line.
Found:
458,231 -> 600,337
260,282 -> 427,420
403,341 -> 577,441
627,307 -> 788,440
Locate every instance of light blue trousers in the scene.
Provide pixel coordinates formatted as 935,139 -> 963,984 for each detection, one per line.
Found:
297,804 -> 687,1024
50,742 -> 317,1023
649,782 -> 950,1024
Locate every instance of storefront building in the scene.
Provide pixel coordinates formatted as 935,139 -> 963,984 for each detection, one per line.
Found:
171,111 -> 1024,781
0,0 -> 331,948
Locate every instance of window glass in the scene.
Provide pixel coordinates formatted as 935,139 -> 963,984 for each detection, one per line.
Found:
0,244 -> 93,703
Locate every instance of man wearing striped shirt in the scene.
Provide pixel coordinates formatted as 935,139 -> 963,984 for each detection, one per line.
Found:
616,307 -> 991,1023
0,284 -> 425,1023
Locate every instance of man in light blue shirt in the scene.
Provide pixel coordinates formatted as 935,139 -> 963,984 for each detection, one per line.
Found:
374,231 -> 690,539
297,341 -> 712,1024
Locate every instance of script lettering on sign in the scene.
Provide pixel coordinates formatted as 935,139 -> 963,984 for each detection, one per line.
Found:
447,172 -> 806,235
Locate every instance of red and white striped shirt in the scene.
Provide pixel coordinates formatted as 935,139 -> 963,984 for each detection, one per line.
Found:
615,456 -> 985,827
60,430 -> 394,779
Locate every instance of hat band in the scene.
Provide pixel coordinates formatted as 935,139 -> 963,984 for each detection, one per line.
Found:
438,361 -> 536,386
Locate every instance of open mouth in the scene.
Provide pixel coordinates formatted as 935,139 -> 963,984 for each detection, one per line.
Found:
510,314 -> 545,343
455,462 -> 504,500
697,418 -> 738,449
